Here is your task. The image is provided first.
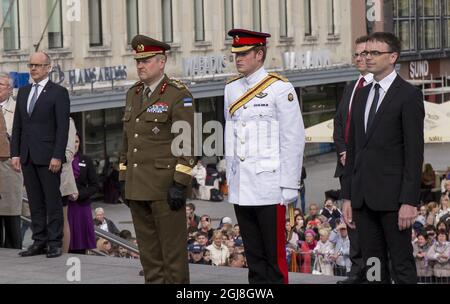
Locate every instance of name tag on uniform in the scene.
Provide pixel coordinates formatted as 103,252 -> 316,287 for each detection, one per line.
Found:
147,102 -> 169,113
79,163 -> 86,167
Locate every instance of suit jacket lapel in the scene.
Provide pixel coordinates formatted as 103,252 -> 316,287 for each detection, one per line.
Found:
138,75 -> 169,116
364,76 -> 402,144
29,81 -> 54,118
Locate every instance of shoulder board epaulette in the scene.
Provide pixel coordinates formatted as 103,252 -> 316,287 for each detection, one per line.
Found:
129,81 -> 144,95
226,75 -> 244,84
168,78 -> 188,90
129,81 -> 143,89
268,72 -> 288,82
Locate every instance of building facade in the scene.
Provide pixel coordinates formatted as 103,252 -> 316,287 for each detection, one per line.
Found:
1,0 -> 361,170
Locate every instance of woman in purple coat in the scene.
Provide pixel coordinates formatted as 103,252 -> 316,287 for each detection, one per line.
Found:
68,134 -> 98,254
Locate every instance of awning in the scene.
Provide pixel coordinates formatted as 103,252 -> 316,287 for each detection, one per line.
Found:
305,101 -> 450,144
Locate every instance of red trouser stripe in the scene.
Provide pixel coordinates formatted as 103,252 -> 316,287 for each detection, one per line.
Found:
276,204 -> 289,284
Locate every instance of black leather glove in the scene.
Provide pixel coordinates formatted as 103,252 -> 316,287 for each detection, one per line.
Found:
119,181 -> 130,207
167,182 -> 186,211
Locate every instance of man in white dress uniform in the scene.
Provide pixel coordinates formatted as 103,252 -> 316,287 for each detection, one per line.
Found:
224,29 -> 305,284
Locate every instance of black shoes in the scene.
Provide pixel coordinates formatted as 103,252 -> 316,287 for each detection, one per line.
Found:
336,275 -> 365,284
46,247 -> 63,258
19,244 -> 62,258
18,244 -> 46,257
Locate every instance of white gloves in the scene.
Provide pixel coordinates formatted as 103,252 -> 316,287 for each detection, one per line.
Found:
281,188 -> 299,206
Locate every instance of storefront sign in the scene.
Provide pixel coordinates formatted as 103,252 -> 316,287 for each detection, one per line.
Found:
183,55 -> 227,77
409,60 -> 429,79
49,64 -> 128,86
283,50 -> 332,71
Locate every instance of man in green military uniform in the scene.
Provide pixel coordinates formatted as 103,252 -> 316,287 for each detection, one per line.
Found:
119,35 -> 195,283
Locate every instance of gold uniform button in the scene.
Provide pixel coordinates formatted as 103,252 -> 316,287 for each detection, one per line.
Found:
167,165 -> 171,169
240,157 -> 245,162
133,148 -> 138,153
154,119 -> 158,122
133,164 -> 138,168
136,118 -> 140,123
241,140 -> 245,145
242,122 -> 246,127
134,134 -> 139,138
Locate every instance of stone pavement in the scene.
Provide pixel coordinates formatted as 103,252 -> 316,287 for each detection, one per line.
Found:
0,249 -> 340,284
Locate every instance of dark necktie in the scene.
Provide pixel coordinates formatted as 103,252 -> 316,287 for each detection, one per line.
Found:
143,87 -> 151,101
28,84 -> 39,115
366,83 -> 381,132
344,77 -> 365,144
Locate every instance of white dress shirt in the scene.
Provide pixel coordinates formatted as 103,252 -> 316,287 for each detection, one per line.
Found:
364,69 -> 397,131
27,77 -> 49,114
348,73 -> 374,111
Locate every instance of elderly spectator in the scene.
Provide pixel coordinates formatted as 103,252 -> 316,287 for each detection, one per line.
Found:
68,133 -> 98,254
94,207 -> 120,235
0,72 -> 23,249
413,231 -> 433,283
299,229 -> 317,273
330,223 -> 351,276
427,229 -> 450,283
219,216 -> 233,232
206,230 -> 230,266
319,198 -> 342,229
305,203 -> 319,224
313,228 -> 335,276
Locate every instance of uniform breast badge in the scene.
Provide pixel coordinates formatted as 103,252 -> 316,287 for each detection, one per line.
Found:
152,127 -> 160,135
256,92 -> 268,99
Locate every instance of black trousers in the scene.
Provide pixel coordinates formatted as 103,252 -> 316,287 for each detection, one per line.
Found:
234,204 -> 288,284
22,161 -> 63,248
347,225 -> 364,278
0,216 -> 22,249
353,203 -> 417,284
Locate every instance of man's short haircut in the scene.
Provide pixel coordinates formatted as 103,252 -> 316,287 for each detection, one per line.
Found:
355,35 -> 369,45
367,32 -> 401,56
0,72 -> 13,87
252,45 -> 267,62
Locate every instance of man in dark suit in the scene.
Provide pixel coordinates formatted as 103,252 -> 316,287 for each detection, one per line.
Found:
11,52 -> 70,258
333,36 -> 373,284
342,32 -> 424,284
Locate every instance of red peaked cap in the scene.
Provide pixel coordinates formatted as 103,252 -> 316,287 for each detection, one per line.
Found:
227,29 -> 271,53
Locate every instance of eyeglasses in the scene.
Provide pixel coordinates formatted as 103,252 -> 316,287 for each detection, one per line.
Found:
352,52 -> 365,58
361,51 -> 394,57
27,63 -> 49,69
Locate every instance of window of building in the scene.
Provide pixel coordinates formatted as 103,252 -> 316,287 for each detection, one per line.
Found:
162,0 -> 173,43
126,0 -> 139,44
304,0 -> 312,36
89,0 -> 103,46
445,0 -> 450,48
393,0 -> 416,52
47,0 -> 63,48
253,0 -> 261,32
418,0 -> 440,50
279,0 -> 288,37
224,0 -> 233,39
2,0 -> 20,50
327,0 -> 336,35
194,0 -> 205,41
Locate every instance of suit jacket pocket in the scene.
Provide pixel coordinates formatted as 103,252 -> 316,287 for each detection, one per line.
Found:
154,158 -> 177,170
